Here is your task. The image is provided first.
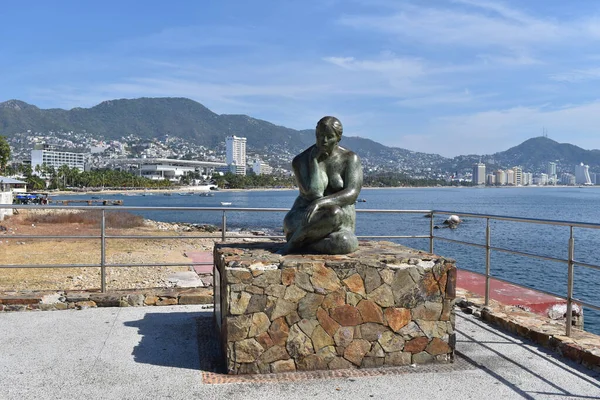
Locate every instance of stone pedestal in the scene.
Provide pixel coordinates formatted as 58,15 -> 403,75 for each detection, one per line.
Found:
214,241 -> 456,374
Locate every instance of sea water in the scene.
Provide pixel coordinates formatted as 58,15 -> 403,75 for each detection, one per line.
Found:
52,187 -> 600,334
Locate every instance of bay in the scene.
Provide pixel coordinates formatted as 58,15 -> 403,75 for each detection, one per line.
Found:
52,186 -> 600,335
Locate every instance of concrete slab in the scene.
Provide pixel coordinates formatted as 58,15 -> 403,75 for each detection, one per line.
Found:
167,271 -> 204,288
1,306 -> 599,400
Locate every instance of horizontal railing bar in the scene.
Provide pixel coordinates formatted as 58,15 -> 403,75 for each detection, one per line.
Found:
434,236 -> 486,249
106,235 -> 222,240
357,209 -> 432,214
489,245 -> 569,265
357,235 -> 430,239
6,204 -> 600,230
432,210 -> 600,230
460,268 -> 568,301
4,204 -> 292,212
1,235 -> 101,240
4,204 -> 434,214
0,263 -> 102,269
573,260 -> 600,272
0,262 -> 213,269
434,236 -> 571,265
102,262 -> 203,268
573,299 -> 600,311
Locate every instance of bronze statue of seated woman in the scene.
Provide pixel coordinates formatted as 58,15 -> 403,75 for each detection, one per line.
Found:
280,116 -> 363,255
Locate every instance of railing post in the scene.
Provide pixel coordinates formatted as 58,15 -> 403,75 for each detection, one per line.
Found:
429,212 -> 434,254
485,218 -> 491,306
101,209 -> 106,293
222,211 -> 227,242
566,226 -> 575,336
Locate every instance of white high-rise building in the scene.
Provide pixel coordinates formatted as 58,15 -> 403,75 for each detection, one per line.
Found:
31,148 -> 86,173
225,136 -> 247,175
512,166 -> 523,186
506,169 -> 515,185
494,170 -> 507,185
547,162 -> 557,184
472,163 -> 486,185
575,162 -> 592,185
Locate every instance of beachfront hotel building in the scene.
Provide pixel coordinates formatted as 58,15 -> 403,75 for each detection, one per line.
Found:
226,135 -> 247,175
575,162 -> 592,185
252,159 -> 273,175
472,162 -> 486,185
512,166 -> 523,186
31,146 -> 86,174
111,158 -> 226,182
494,170 -> 506,185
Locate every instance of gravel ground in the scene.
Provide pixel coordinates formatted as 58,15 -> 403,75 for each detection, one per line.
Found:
0,210 -> 221,291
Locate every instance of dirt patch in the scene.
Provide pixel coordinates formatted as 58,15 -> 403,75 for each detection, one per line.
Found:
0,211 -> 220,291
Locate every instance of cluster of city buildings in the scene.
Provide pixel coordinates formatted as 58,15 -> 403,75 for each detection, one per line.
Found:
472,161 -> 596,186
27,136 -> 275,183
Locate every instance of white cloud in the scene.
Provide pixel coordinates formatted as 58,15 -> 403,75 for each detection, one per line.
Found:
323,56 -> 425,76
477,53 -> 543,66
549,68 -> 600,83
338,3 -> 565,50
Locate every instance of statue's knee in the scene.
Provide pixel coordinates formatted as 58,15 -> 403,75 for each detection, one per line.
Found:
331,231 -> 358,254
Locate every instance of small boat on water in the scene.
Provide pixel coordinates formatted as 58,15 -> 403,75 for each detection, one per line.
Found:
220,202 -> 232,206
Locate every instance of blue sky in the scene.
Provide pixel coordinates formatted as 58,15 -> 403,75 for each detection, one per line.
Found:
2,0 -> 600,157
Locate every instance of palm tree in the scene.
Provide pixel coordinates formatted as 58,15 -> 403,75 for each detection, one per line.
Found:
58,164 -> 70,189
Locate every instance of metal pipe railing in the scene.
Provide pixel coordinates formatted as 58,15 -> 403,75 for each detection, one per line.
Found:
567,226 -> 575,336
485,218 -> 491,306
100,209 -> 106,293
2,204 -> 600,336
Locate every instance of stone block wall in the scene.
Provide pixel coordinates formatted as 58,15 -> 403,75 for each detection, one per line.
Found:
214,240 -> 456,374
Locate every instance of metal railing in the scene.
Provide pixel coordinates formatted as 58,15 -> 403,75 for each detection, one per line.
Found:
1,204 -> 600,337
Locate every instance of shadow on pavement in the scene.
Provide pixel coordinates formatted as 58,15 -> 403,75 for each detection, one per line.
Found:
124,311 -> 224,372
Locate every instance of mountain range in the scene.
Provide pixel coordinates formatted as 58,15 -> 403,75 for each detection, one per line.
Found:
1,97 -> 599,175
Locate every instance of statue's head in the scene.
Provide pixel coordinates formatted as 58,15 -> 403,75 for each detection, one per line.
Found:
315,116 -> 343,157
316,116 -> 343,140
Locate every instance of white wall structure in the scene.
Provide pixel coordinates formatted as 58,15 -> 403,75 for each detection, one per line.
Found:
575,163 -> 592,185
226,136 -> 247,175
0,191 -> 13,221
31,149 -> 86,173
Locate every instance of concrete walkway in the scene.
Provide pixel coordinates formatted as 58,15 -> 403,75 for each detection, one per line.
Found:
1,305 -> 599,400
